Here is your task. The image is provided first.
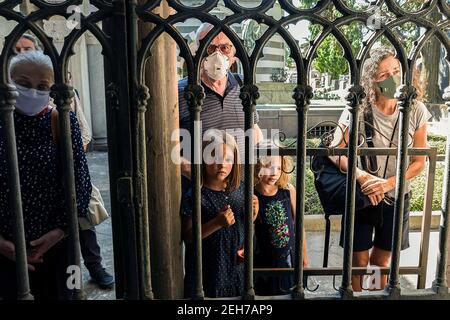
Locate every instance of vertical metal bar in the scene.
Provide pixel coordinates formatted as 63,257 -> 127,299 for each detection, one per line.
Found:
292,85 -> 313,299
127,0 -> 153,299
103,0 -> 140,299
432,94 -> 450,295
323,215 -> 331,268
134,83 -> 153,299
417,149 -> 436,289
339,85 -> 365,299
104,81 -> 126,298
51,84 -> 84,300
186,84 -> 205,299
241,83 -> 258,300
0,84 -> 33,300
387,85 -> 415,297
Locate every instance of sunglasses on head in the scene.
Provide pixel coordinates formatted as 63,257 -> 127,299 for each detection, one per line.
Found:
206,43 -> 233,55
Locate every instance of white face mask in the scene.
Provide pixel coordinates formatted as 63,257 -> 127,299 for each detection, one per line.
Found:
12,82 -> 50,116
203,51 -> 230,80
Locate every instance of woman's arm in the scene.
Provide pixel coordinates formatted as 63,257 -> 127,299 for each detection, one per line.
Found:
361,123 -> 428,197
328,125 -> 384,205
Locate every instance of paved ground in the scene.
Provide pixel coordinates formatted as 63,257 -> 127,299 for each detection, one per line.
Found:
83,152 -> 115,300
84,151 -> 439,299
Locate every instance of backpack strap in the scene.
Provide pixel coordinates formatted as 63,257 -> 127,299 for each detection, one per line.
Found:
360,107 -> 378,172
382,115 -> 400,179
232,73 -> 243,86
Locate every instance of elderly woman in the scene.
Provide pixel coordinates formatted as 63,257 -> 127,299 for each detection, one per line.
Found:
0,51 -> 91,299
330,46 -> 431,291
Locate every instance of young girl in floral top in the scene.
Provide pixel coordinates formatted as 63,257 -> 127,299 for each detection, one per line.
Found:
254,155 -> 308,295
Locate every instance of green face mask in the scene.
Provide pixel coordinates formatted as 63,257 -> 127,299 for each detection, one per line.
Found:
377,75 -> 401,99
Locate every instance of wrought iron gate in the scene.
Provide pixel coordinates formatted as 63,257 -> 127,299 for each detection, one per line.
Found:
0,0 -> 450,300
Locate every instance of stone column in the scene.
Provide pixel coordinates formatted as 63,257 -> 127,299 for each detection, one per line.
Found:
86,32 -> 107,150
139,0 -> 183,299
71,34 -> 93,132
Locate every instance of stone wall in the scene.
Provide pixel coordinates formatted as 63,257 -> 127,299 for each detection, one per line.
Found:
257,104 -> 345,138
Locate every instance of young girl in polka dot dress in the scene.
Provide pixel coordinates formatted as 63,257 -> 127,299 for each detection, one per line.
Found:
181,130 -> 258,298
253,155 -> 308,295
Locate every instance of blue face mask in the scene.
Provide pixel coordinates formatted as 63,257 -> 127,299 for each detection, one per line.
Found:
12,82 -> 50,116
377,75 -> 401,99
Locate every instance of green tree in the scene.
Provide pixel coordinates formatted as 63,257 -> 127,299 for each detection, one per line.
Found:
293,0 -> 438,87
299,0 -> 364,80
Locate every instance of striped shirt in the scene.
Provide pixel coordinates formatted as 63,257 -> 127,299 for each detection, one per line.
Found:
178,72 -> 259,161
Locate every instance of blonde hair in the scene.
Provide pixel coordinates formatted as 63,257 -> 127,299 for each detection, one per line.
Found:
202,130 -> 241,193
254,156 -> 294,189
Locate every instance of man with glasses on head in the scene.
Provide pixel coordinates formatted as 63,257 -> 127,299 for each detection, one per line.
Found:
178,23 -> 264,185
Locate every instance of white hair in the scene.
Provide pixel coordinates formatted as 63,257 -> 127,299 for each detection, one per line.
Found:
10,51 -> 53,78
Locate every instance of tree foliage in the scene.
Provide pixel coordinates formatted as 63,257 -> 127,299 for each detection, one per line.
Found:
291,0 -> 433,83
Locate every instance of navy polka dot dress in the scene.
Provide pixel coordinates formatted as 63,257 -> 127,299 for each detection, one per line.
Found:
0,110 -> 91,242
182,184 -> 245,298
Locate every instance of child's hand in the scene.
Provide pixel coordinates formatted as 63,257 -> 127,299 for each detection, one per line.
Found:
252,195 -> 259,221
217,205 -> 235,227
237,249 -> 244,263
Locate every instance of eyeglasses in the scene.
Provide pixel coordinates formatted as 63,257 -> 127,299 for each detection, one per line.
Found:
206,43 -> 233,55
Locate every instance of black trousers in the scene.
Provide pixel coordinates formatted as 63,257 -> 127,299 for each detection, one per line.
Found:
0,239 -> 73,300
79,227 -> 102,271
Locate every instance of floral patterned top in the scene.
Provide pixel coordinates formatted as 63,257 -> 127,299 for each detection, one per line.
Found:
254,188 -> 295,268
